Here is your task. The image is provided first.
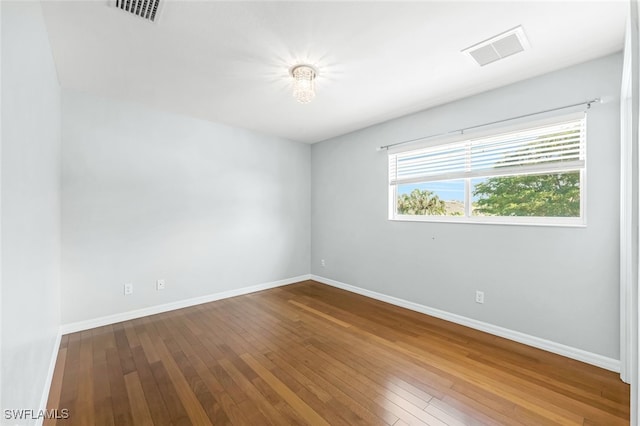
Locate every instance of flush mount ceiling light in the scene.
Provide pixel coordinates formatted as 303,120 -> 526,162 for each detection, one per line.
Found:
290,65 -> 317,104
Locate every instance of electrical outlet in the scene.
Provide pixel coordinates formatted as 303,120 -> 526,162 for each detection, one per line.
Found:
156,279 -> 166,290
475,290 -> 484,304
124,283 -> 133,295
321,259 -> 326,267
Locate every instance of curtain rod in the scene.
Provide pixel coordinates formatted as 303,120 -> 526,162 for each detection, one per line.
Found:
377,98 -> 601,152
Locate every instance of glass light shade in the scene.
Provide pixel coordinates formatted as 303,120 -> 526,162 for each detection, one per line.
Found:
291,65 -> 316,104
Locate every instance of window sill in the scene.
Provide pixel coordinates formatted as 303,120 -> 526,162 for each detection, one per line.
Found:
390,215 -> 586,228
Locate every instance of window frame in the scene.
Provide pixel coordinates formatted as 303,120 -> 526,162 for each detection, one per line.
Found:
388,113 -> 587,227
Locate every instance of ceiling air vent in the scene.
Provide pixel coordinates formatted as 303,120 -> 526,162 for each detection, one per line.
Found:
113,0 -> 162,23
462,26 -> 529,66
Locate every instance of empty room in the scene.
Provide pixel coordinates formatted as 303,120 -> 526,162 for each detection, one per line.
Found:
2,0 -> 639,425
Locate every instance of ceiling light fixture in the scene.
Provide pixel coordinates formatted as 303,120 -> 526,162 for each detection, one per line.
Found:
290,64 -> 317,104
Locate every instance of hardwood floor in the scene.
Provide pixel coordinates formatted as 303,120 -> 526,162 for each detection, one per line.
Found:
46,280 -> 630,425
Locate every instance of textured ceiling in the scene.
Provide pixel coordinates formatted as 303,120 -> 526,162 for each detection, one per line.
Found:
41,1 -> 628,143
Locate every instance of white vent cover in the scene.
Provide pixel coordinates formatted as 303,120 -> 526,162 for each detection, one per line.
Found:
462,26 -> 530,66
113,0 -> 162,23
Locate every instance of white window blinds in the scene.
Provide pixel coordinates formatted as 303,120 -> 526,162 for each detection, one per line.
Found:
389,115 -> 586,186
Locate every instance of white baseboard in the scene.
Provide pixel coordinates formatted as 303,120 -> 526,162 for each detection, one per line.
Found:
310,274 -> 620,373
36,330 -> 62,426
57,272 -> 620,373
60,274 -> 311,335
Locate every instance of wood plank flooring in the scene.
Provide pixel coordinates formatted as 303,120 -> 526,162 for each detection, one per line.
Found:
46,280 -> 630,425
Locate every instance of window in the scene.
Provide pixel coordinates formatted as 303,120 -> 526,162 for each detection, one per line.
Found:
388,114 -> 586,225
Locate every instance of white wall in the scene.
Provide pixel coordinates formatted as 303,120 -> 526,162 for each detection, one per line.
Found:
1,1 -> 62,422
61,91 -> 310,324
311,53 -> 622,360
